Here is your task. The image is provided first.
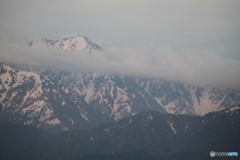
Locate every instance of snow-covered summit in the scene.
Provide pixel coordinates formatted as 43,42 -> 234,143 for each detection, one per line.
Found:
28,35 -> 102,52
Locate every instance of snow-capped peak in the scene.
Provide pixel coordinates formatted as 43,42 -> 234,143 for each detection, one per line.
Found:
28,35 -> 102,52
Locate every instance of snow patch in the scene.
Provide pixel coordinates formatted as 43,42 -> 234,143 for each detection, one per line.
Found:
148,115 -> 154,120
62,127 -> 68,131
84,78 -> 95,102
46,118 -> 61,125
229,106 -> 240,111
167,121 -> 177,134
68,118 -> 75,125
62,101 -> 66,105
81,113 -> 89,121
24,120 -> 33,125
38,107 -> 53,122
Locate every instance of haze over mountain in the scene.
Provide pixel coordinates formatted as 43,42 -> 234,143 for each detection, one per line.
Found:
0,1 -> 239,159
1,35 -> 240,89
1,35 -> 240,134
1,0 -> 240,87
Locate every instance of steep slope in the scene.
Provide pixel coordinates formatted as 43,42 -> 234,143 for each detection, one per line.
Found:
0,64 -> 105,132
28,35 -> 102,52
86,75 -> 167,120
22,65 -> 240,117
22,67 -> 167,121
137,78 -> 240,115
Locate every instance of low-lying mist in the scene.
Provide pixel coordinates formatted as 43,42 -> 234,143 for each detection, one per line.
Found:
1,42 -> 240,88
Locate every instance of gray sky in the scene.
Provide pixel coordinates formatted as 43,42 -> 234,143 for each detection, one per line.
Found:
0,0 -> 239,56
0,0 -> 240,87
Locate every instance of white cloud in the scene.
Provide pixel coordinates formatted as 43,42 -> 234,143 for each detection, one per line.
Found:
1,42 -> 240,88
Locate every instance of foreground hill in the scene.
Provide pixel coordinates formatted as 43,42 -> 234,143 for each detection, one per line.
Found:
1,107 -> 239,159
0,123 -> 55,160
53,106 -> 240,159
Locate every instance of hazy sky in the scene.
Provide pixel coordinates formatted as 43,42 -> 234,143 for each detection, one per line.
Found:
1,0 -> 240,55
0,0 -> 240,87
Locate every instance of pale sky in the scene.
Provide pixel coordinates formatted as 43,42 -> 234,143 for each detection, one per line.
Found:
1,0 -> 240,56
0,0 -> 240,87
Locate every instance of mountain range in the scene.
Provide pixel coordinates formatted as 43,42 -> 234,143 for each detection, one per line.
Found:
0,35 -> 240,160
1,35 -> 240,133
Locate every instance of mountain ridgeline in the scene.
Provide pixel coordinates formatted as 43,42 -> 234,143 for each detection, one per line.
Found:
1,35 -> 240,133
1,63 -> 240,133
0,107 -> 239,159
27,35 -> 102,52
0,35 -> 240,159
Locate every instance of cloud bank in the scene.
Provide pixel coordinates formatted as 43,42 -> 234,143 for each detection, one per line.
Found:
1,42 -> 240,88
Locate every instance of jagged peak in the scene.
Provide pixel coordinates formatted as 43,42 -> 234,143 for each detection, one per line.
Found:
28,35 -> 102,52
0,63 -> 19,71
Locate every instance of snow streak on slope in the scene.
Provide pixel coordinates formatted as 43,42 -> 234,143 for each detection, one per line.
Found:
22,65 -> 240,117
167,120 -> 177,134
187,86 -> 240,115
1,62 -> 240,134
0,64 -> 58,129
137,78 -> 240,115
0,64 -> 102,132
20,67 -> 168,120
